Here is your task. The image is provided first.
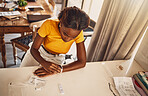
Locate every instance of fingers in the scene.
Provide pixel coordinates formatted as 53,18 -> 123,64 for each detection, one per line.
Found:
34,67 -> 49,74
37,74 -> 50,77
34,67 -> 50,77
44,64 -> 61,74
50,64 -> 61,73
42,63 -> 61,74
34,64 -> 62,78
34,67 -> 56,78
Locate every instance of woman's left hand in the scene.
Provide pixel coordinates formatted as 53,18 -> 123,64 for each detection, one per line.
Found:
34,67 -> 57,77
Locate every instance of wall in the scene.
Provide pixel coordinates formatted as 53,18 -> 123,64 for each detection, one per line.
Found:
67,0 -> 82,8
67,0 -> 104,22
82,0 -> 104,22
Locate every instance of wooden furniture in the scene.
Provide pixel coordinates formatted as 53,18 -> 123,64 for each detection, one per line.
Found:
0,0 -> 5,3
11,25 -> 38,64
0,0 -> 52,68
0,16 -> 32,68
0,61 -> 127,96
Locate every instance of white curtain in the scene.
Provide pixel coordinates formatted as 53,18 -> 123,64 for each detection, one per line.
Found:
135,28 -> 148,70
87,0 -> 148,62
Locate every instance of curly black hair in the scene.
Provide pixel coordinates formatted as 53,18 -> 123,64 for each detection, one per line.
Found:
58,6 -> 90,31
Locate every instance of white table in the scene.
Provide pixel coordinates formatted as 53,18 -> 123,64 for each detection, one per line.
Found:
0,61 -> 123,96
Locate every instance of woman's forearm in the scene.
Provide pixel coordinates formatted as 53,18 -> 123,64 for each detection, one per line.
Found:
62,60 -> 86,72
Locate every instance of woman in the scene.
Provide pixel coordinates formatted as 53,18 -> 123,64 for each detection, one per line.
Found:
21,6 -> 90,77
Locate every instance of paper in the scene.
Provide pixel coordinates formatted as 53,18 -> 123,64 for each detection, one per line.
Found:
27,76 -> 46,90
0,11 -> 21,16
8,82 -> 30,96
113,77 -> 140,96
8,76 -> 46,96
28,6 -> 44,9
58,83 -> 64,94
5,2 -> 17,9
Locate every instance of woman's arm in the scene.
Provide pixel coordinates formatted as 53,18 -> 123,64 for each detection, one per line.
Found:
33,35 -> 86,77
31,34 -> 61,73
31,34 -> 45,64
62,41 -> 86,72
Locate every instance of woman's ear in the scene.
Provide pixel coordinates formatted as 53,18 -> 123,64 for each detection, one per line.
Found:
59,20 -> 62,27
59,23 -> 61,28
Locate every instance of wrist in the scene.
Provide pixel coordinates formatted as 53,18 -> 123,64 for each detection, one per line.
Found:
58,65 -> 63,73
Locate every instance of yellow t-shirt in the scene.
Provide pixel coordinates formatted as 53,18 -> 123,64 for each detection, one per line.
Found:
38,19 -> 84,54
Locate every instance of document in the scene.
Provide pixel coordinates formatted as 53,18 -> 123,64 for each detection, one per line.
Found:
0,11 -> 21,16
5,2 -> 17,9
0,2 -> 17,8
27,76 -> 46,90
113,77 -> 140,96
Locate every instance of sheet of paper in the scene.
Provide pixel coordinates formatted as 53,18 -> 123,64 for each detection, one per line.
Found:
27,76 -> 46,90
5,2 -> 17,8
28,6 -> 44,9
5,0 -> 18,2
0,11 -> 21,16
113,77 -> 140,96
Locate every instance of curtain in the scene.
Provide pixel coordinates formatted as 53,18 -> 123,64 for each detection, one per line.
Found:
135,28 -> 148,71
87,0 -> 148,62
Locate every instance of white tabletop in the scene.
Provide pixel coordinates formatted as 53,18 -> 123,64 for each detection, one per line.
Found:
0,61 -> 122,96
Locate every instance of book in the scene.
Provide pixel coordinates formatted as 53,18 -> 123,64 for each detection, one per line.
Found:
132,77 -> 147,96
145,72 -> 148,77
136,73 -> 148,89
133,74 -> 148,95
138,71 -> 148,86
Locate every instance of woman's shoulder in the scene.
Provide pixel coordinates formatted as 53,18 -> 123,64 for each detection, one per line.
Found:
38,19 -> 59,37
43,19 -> 59,25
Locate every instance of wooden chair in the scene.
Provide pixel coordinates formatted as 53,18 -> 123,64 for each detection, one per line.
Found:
11,25 -> 38,64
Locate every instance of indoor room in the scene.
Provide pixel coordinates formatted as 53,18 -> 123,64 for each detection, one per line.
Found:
0,0 -> 148,96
